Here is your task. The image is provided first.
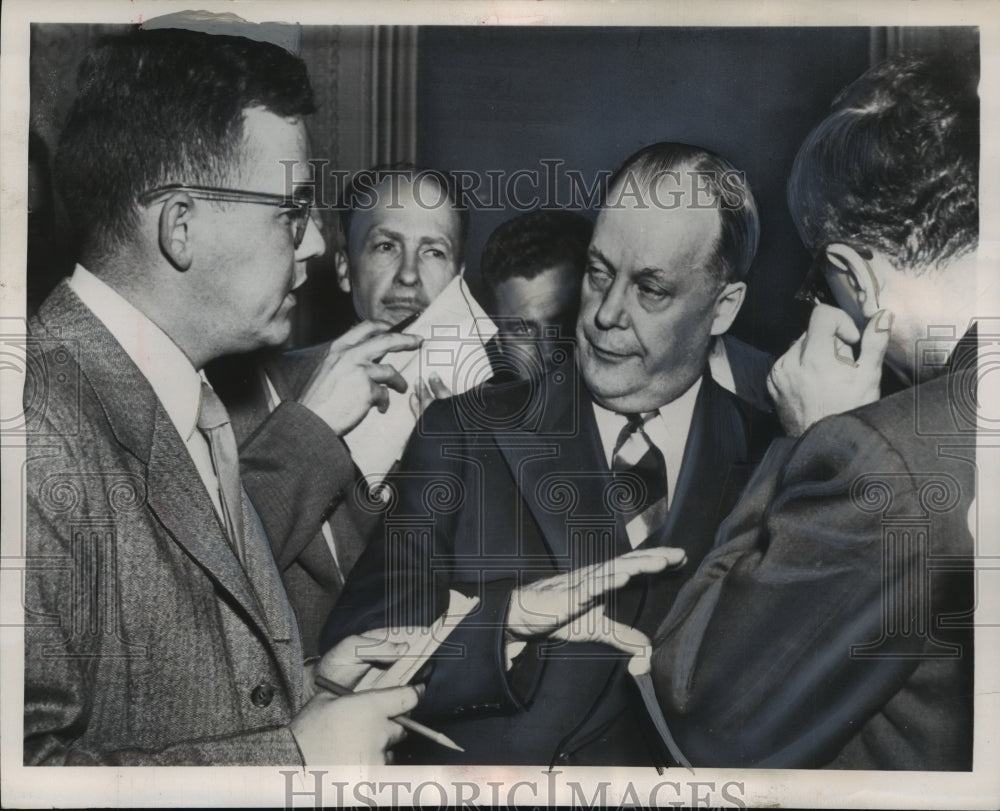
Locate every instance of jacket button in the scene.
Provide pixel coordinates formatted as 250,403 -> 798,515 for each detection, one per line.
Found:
250,683 -> 275,707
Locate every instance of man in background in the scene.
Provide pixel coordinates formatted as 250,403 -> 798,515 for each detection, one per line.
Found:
479,209 -> 592,381
211,164 -> 469,654
651,52 -> 979,770
335,164 -> 468,327
24,25 -> 418,765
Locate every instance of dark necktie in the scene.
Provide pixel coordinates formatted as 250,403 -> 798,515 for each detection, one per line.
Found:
198,381 -> 246,565
611,413 -> 669,548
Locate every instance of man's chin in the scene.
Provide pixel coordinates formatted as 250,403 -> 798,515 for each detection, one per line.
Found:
582,364 -> 678,414
255,313 -> 294,350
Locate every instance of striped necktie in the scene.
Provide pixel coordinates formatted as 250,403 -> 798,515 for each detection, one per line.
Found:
611,413 -> 669,548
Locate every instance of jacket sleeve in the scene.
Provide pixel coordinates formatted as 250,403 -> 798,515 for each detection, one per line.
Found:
650,415 -> 949,767
239,401 -> 356,567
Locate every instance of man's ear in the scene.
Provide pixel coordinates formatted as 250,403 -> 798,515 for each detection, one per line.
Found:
335,249 -> 351,294
157,192 -> 195,271
709,280 -> 747,336
823,243 -> 882,318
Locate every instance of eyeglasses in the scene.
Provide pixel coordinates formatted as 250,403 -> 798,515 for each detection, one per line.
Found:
794,244 -> 874,307
794,248 -> 836,306
138,184 -> 314,249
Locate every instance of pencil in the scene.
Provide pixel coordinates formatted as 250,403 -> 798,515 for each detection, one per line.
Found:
313,674 -> 465,753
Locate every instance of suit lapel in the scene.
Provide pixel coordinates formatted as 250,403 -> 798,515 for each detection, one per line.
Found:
37,282 -> 277,639
492,372 -> 617,569
145,417 -> 274,635
653,375 -> 738,550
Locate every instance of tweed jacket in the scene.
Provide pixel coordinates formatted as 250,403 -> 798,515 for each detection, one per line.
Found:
23,281 -> 308,765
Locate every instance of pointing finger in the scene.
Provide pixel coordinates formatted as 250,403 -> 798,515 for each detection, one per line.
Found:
352,331 -> 423,362
331,319 -> 391,352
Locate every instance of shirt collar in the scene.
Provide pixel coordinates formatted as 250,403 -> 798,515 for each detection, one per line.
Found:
68,264 -> 203,442
592,376 -> 703,465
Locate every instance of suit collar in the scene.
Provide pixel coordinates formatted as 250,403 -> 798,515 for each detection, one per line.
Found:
68,265 -> 203,445
36,280 -> 159,462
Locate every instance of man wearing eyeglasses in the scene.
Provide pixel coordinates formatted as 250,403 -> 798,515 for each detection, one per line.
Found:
23,25 -> 421,766
650,52 -> 979,770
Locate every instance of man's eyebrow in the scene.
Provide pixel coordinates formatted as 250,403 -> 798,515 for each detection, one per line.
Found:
589,247 -> 671,279
364,225 -> 405,242
588,246 -> 614,268
418,233 -> 454,249
635,266 -> 671,280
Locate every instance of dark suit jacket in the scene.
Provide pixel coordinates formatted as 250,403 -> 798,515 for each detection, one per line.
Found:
323,365 -> 780,765
208,347 -> 377,657
23,281 -> 306,764
651,333 -> 977,770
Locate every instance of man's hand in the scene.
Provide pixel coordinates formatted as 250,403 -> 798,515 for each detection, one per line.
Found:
547,605 -> 653,659
302,629 -> 410,702
506,547 -> 686,640
289,685 -> 419,765
408,372 -> 453,419
768,305 -> 892,437
298,321 -> 422,436
293,630 -> 422,765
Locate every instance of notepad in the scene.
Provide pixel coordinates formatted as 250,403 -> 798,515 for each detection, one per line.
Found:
353,590 -> 480,692
343,276 -> 497,486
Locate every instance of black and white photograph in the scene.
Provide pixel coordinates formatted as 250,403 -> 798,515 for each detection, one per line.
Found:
1,0 -> 998,807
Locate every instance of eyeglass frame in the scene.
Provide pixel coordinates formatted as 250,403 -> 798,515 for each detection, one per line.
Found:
794,243 -> 875,307
137,183 -> 314,249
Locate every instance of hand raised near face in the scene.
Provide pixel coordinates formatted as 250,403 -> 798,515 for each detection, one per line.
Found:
298,320 -> 422,436
767,304 -> 892,437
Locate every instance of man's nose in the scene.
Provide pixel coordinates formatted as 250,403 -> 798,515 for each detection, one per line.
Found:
393,248 -> 421,286
295,211 -> 326,262
594,278 -> 629,330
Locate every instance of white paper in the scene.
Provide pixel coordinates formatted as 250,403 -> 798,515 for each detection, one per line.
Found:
343,275 -> 497,484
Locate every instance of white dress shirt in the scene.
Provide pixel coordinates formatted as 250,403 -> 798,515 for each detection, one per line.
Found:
68,265 -> 224,518
592,378 -> 702,514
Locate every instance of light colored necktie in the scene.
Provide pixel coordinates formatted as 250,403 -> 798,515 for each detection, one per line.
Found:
611,413 -> 669,548
197,381 -> 246,564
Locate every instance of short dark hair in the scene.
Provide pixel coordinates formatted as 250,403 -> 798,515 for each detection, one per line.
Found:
338,163 -> 470,256
603,142 -> 760,282
787,52 -> 979,272
480,209 -> 592,302
55,27 -> 315,262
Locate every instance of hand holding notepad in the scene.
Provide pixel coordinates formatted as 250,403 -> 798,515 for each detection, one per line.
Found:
314,591 -> 480,752
351,590 -> 480,691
